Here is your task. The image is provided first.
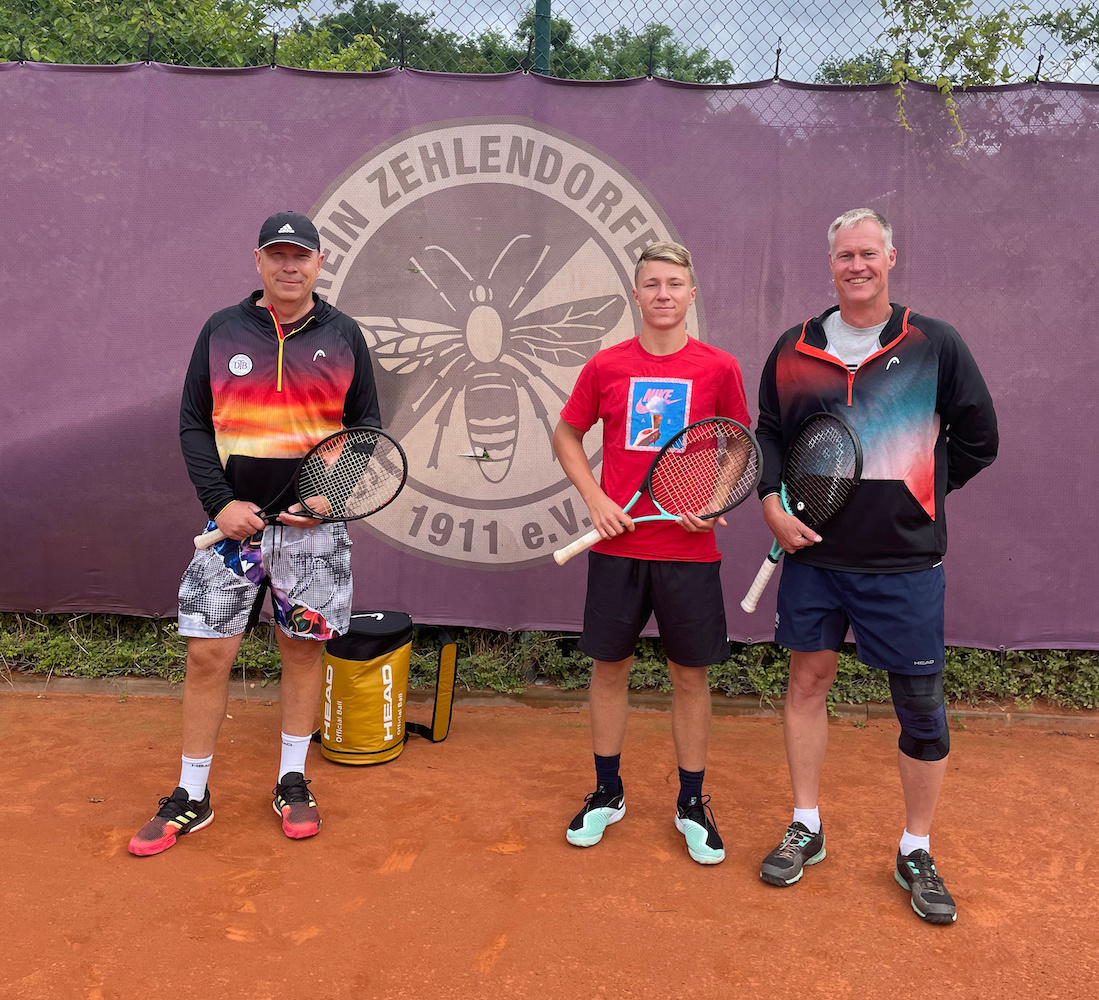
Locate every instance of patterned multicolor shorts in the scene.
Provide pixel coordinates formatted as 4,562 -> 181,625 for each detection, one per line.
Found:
177,522 -> 353,640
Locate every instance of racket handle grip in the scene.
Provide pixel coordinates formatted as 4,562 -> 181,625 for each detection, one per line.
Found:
553,528 -> 602,566
740,553 -> 780,613
194,527 -> 228,550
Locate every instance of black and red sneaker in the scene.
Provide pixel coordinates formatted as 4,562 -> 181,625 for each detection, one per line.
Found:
128,787 -> 213,857
272,772 -> 320,839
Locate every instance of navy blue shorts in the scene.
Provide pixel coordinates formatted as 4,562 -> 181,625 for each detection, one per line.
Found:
578,552 -> 729,668
775,560 -> 945,675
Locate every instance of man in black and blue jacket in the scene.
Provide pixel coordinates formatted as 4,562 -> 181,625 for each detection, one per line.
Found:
754,208 -> 998,924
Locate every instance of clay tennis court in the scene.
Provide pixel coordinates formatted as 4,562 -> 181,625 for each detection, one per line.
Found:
2,688 -> 1096,999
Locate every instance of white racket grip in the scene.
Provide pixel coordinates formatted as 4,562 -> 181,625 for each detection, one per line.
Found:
740,554 -> 779,613
193,527 -> 228,550
553,528 -> 602,566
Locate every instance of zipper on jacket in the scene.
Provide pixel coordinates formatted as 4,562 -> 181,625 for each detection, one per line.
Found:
847,308 -> 911,387
795,309 -> 911,407
265,305 -> 317,393
794,318 -> 855,405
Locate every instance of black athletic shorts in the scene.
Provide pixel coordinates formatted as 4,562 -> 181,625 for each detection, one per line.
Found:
578,552 -> 729,668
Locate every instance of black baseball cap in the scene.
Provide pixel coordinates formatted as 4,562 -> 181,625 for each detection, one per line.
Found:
257,211 -> 320,251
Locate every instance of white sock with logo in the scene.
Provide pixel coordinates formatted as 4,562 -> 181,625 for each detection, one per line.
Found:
792,807 -> 821,834
899,829 -> 931,857
279,732 -> 312,783
179,754 -> 213,802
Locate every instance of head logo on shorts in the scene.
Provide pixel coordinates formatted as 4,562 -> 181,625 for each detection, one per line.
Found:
310,119 -> 703,567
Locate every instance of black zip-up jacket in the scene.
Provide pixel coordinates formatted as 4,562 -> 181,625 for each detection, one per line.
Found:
180,292 -> 380,520
756,303 -> 998,572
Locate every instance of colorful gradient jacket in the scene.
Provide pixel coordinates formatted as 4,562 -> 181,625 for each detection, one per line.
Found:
756,304 -> 998,572
180,292 -> 380,520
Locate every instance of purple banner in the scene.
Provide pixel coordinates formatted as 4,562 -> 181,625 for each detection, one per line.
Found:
2,63 -> 1096,649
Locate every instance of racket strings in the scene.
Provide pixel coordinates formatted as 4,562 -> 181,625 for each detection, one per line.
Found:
297,430 -> 405,519
650,422 -> 759,517
784,421 -> 859,526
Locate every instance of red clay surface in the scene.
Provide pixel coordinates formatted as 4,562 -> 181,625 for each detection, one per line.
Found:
3,691 -> 1097,999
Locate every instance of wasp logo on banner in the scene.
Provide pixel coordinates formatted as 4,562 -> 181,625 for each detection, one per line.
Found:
310,119 -> 703,567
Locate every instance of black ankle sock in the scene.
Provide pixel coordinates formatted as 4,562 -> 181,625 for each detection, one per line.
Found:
594,753 -> 621,792
677,767 -> 705,804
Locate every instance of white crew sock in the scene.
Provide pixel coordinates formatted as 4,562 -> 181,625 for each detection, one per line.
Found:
899,829 -> 931,856
279,732 -> 312,782
792,807 -> 821,834
179,754 -> 213,801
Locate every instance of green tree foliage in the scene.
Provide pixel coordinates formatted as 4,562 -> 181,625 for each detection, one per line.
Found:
579,23 -> 733,83
832,1 -> 1099,89
816,46 -> 913,85
818,3 -> 1034,89
880,0 -> 1030,87
313,2 -> 733,80
8,0 -> 733,81
278,23 -> 383,71
514,10 -> 594,76
1,0 -> 382,70
314,2 -> 734,80
814,2 -> 1035,138
311,0 -> 511,72
1032,4 -> 1099,74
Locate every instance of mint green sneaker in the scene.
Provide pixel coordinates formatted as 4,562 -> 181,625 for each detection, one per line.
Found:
566,783 -> 625,847
674,795 -> 725,865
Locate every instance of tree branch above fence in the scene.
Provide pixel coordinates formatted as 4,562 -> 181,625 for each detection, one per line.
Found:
3,1 -> 1098,86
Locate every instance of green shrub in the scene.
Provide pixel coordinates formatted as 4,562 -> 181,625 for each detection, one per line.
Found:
3,613 -> 1097,710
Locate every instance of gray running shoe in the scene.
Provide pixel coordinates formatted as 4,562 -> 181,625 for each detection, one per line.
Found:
760,821 -> 826,886
895,849 -> 957,924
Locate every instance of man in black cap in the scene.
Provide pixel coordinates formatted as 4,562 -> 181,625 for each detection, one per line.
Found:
129,212 -> 380,856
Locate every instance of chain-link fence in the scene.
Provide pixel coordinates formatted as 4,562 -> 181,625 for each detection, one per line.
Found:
4,2 -> 1098,84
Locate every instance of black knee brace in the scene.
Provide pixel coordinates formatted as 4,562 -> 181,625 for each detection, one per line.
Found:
888,671 -> 949,762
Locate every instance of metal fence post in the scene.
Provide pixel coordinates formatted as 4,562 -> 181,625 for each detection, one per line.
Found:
534,0 -> 551,75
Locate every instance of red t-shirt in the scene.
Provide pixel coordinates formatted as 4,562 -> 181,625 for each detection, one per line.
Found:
560,336 -> 751,561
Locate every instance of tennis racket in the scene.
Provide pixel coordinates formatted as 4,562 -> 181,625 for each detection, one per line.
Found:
553,417 -> 762,566
193,426 -> 407,550
739,411 -> 862,612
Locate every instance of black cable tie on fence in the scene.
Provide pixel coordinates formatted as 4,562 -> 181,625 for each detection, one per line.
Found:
522,36 -> 532,74
19,34 -> 25,63
399,33 -> 406,70
145,30 -> 153,65
773,37 -> 782,80
647,39 -> 654,79
1032,45 -> 1044,84
271,31 -> 278,68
